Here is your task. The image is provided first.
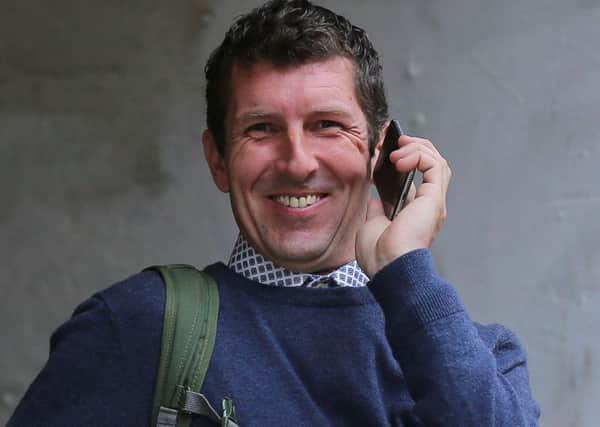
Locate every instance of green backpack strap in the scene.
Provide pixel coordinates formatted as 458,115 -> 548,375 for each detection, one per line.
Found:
146,264 -> 238,427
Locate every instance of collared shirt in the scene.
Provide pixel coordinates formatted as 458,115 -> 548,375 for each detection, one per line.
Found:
227,234 -> 369,288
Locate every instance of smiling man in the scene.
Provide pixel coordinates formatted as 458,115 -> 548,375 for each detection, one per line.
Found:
204,58 -> 373,273
9,1 -> 540,426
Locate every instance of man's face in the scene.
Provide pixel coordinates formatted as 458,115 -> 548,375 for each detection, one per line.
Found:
204,57 -> 373,273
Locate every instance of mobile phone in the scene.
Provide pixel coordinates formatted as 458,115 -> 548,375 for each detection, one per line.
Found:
373,120 -> 416,219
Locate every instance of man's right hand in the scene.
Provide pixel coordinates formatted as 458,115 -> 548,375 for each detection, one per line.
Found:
356,135 -> 452,278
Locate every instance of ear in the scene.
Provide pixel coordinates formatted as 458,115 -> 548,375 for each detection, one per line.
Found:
202,129 -> 230,193
371,121 -> 390,172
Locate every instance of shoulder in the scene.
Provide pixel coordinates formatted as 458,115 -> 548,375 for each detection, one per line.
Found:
94,263 -> 230,321
50,269 -> 166,353
94,269 -> 166,322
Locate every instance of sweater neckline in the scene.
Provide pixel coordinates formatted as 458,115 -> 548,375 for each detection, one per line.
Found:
206,262 -> 377,308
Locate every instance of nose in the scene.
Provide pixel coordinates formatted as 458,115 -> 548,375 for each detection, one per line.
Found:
274,128 -> 319,181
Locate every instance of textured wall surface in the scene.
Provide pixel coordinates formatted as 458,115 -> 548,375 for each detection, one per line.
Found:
1,1 -> 599,425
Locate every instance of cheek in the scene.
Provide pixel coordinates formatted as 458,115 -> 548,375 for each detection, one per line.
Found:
227,144 -> 274,192
323,143 -> 371,182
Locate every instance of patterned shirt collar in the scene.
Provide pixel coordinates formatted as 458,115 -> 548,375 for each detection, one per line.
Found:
227,234 -> 369,288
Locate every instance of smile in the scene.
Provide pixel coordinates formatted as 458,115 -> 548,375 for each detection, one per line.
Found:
273,194 -> 322,208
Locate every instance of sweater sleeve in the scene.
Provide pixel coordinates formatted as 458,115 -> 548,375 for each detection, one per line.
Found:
368,249 -> 540,426
7,271 -> 164,427
7,295 -> 132,426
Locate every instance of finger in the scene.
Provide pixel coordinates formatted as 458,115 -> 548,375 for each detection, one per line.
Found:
441,157 -> 452,200
395,137 -> 450,180
392,143 -> 449,185
390,138 -> 451,207
394,136 -> 451,226
393,151 -> 445,201
403,136 -> 452,189
392,149 -> 440,181
398,135 -> 442,158
390,142 -> 442,167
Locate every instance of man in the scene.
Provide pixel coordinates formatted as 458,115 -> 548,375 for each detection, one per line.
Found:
9,0 -> 540,425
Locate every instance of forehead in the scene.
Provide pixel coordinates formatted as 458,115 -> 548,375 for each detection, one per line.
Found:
231,56 -> 356,81
227,57 -> 360,116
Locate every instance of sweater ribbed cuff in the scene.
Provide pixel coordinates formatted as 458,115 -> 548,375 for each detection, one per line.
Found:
368,249 -> 465,338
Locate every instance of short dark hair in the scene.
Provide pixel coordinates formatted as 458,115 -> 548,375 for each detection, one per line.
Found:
204,0 -> 388,156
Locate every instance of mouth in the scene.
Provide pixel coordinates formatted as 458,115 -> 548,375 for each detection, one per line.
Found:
271,194 -> 324,208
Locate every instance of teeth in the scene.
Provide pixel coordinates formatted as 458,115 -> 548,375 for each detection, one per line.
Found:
275,194 -> 321,208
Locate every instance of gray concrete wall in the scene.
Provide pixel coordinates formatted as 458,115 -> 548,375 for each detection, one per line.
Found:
1,1 -> 598,425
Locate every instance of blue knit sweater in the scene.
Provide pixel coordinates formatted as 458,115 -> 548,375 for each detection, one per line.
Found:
8,249 -> 539,426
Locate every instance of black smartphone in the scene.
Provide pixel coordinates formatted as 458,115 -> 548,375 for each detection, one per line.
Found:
373,120 -> 416,219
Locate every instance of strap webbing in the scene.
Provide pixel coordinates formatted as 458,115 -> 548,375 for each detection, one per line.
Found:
157,407 -> 178,427
148,265 -> 221,427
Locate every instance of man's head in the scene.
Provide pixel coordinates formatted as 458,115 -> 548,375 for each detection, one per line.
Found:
203,0 -> 389,273
204,0 -> 388,157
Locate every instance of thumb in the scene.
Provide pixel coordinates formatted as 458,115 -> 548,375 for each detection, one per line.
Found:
366,198 -> 386,221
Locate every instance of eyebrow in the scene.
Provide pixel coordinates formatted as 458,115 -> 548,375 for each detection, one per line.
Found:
310,109 -> 354,120
235,111 -> 279,124
234,108 -> 354,125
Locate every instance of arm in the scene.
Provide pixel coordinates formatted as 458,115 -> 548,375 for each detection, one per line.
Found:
8,296 -> 130,426
8,272 -> 163,427
357,134 -> 539,425
369,249 -> 540,426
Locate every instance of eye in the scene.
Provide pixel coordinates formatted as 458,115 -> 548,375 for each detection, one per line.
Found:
247,123 -> 273,132
316,120 -> 342,130
314,120 -> 345,136
245,123 -> 276,138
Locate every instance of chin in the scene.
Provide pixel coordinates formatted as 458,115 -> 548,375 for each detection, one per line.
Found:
273,245 -> 325,263
265,239 -> 351,273
263,242 -> 327,269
